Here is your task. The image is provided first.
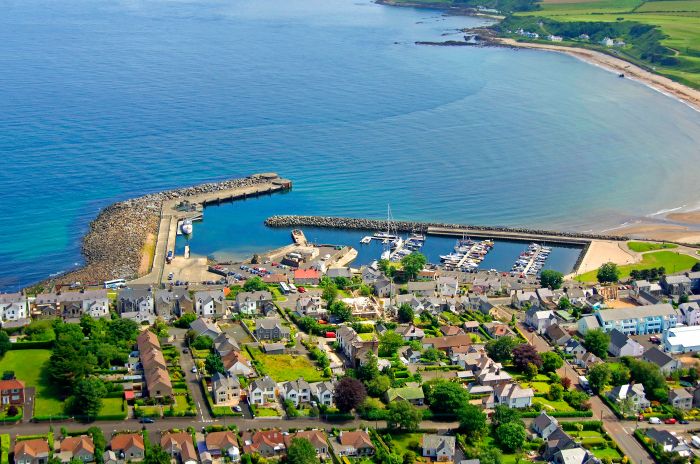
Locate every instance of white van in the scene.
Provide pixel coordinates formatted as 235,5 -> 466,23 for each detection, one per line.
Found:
648,417 -> 662,424
691,436 -> 700,448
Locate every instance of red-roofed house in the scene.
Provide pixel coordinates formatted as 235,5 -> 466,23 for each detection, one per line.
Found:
294,269 -> 320,286
0,378 -> 24,406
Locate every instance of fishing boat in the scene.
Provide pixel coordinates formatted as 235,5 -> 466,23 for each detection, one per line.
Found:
180,218 -> 193,235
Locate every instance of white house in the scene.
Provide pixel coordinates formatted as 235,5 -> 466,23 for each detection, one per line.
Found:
490,383 -> 534,408
525,307 -> 555,334
279,378 -> 311,407
0,293 -> 28,326
421,435 -> 455,462
248,376 -> 276,406
310,381 -> 335,407
195,290 -> 226,318
608,329 -> 644,357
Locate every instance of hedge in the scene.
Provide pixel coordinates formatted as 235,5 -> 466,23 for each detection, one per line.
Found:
561,421 -> 603,431
599,394 -> 636,420
200,379 -> 239,417
32,414 -> 70,422
521,410 -> 593,418
323,412 -> 355,422
10,340 -> 54,350
1,434 -> 10,464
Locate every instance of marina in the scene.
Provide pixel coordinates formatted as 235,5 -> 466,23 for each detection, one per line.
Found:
440,237 -> 495,272
511,243 -> 552,276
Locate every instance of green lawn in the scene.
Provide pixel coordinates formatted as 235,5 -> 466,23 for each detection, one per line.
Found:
358,332 -> 376,341
255,407 -> 279,417
522,381 -> 551,394
627,241 -> 678,252
384,433 -> 422,456
0,350 -> 63,418
577,250 -> 699,282
98,398 -> 126,419
534,397 -> 576,412
173,396 -> 191,414
591,447 -> 623,460
248,347 -> 328,382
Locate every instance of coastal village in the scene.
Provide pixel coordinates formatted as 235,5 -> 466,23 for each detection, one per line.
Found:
1,175 -> 700,464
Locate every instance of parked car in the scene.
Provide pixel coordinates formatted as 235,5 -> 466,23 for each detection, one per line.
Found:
140,418 -> 155,424
233,405 -> 242,412
664,418 -> 677,424
191,367 -> 198,373
680,419 -> 690,424
298,286 -> 306,293
649,417 -> 662,424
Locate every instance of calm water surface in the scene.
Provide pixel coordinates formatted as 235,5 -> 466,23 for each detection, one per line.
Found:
1,0 -> 699,289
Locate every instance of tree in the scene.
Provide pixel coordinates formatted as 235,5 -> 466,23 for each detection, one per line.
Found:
334,377 -> 366,413
333,277 -> 351,290
87,427 -> 106,464
541,352 -> 563,373
512,344 -> 542,372
597,262 -> 620,283
693,262 -> 700,272
144,445 -> 171,464
456,404 -> 487,441
70,377 -> 107,419
548,383 -> 564,401
485,336 -> 517,362
478,448 -> 503,464
379,331 -> 404,357
286,438 -> 320,464
400,253 -> 427,281
563,390 -> 590,410
378,259 -> 395,278
588,363 -> 611,393
365,375 -> 391,397
205,353 -> 225,374
624,358 -> 668,401
584,329 -> 610,359
558,297 -> 572,311
397,304 -> 414,323
610,365 -> 630,386
357,353 -> 379,382
0,331 -> 10,358
496,422 -> 526,452
243,276 -> 267,292
329,301 -> 353,322
540,270 -> 564,289
426,381 -> 470,414
173,312 -> 197,329
192,335 -> 213,350
492,405 -> 522,428
386,400 -> 422,431
523,362 -> 538,380
322,283 -> 338,305
421,348 -> 441,363
561,377 -> 572,390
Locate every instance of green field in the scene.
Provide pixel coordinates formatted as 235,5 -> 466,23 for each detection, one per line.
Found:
577,250 -> 700,282
0,350 -> 63,418
248,347 -> 328,382
533,397 -> 576,412
627,241 -> 678,252
99,398 -> 126,419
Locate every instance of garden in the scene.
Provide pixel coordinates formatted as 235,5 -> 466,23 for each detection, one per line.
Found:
246,346 -> 329,382
0,349 -> 63,418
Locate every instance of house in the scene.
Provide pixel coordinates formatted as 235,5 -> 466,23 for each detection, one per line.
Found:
336,325 -> 378,367
284,431 -> 328,458
421,435 -> 456,462
189,317 -> 221,340
543,428 -> 578,461
531,411 -> 559,439
399,347 -> 422,365
564,339 -> 587,356
642,347 -> 681,374
551,447 -> 599,464
475,358 -> 513,386
608,329 -> 644,357
310,381 -> 335,407
154,289 -> 193,319
235,291 -> 274,315
254,318 -> 290,340
669,388 -> 693,410
373,278 -> 395,298
633,280 -> 663,298
248,376 -> 276,405
263,274 -> 289,285
0,378 -> 24,406
333,431 -> 375,457
661,275 -> 692,296
437,277 -> 459,297
490,383 -> 534,408
440,325 -> 464,337
679,302 -> 700,326
462,321 -> 480,333
407,281 -> 437,297
462,294 -> 494,315
110,434 -> 145,462
575,351 -> 601,370
240,430 -> 286,458
385,386 -> 425,405
396,324 -> 425,341
222,350 -> 255,377
137,330 -> 172,399
484,322 -> 513,339
422,334 -> 471,352
161,432 -> 198,464
525,307 -> 555,334
194,290 -> 226,318
688,271 -> 700,293
595,304 -> 678,335
206,431 -> 240,459
262,343 -> 286,355
545,324 -> 571,346
14,439 -> 50,464
213,333 -> 240,357
58,436 -> 95,463
295,296 -> 326,318
212,372 -> 241,405
294,269 -> 320,286
664,325 -> 700,353
117,288 -> 155,324
0,292 -> 29,327
645,429 -> 691,457
280,378 -> 312,407
327,267 -> 352,279
607,383 -> 650,412
577,315 -> 600,335
512,291 -> 539,310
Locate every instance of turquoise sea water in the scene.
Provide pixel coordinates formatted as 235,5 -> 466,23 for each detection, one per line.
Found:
1,0 -> 700,290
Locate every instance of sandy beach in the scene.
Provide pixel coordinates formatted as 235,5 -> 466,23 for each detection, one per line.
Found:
495,38 -> 700,112
575,240 -> 637,275
609,223 -> 700,244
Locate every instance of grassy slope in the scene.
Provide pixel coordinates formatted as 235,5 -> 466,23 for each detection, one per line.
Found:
0,350 -> 63,417
627,241 -> 678,252
576,250 -> 699,281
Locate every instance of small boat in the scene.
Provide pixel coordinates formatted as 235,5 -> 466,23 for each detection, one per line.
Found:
360,236 -> 372,244
180,219 -> 193,235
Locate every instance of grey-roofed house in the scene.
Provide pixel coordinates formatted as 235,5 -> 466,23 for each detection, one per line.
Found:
280,378 -> 311,406
117,287 -> 155,324
669,388 -> 693,410
662,275 -> 692,296
462,294 -> 494,315
531,411 -> 559,439
608,383 -> 650,412
543,428 -> 578,461
213,333 -> 240,357
373,278 -> 394,298
564,339 -> 587,356
642,347 -> 681,374
396,324 -> 426,341
326,267 -> 352,279
421,435 -> 455,462
310,381 -> 335,406
212,372 -> 240,405
512,291 -> 539,310
155,288 -> 193,319
608,329 -> 644,357
254,317 -> 290,341
575,351 -> 601,370
595,304 -> 679,335
688,271 -> 700,293
437,277 -> 459,297
577,315 -> 600,335
645,429 -> 691,457
545,324 -> 571,346
194,289 -> 226,318
407,281 -> 436,297
248,376 -> 276,405
189,317 -> 222,340
235,291 -> 273,315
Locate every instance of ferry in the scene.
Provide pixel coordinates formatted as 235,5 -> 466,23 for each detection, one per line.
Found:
180,218 -> 193,235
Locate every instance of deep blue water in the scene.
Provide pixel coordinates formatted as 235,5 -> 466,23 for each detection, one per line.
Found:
2,0 -> 700,290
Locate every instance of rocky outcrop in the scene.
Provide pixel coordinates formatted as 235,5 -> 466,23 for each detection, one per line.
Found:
264,215 -> 629,241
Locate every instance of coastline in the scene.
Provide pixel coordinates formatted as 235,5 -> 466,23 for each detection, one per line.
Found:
493,38 -> 700,113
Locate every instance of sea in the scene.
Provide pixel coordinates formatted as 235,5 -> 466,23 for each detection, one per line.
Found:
1,0 -> 700,290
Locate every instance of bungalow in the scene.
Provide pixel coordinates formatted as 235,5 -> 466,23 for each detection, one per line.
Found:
235,291 -> 274,316
608,383 -> 650,412
642,347 -> 681,375
531,411 -> 559,439
551,448 -> 599,464
399,347 -> 422,365
212,372 -> 240,405
161,433 -> 198,464
58,436 -> 95,463
608,329 -> 644,357
15,439 -> 50,464
194,290 -> 226,318
440,325 -> 464,337
294,269 -> 320,286
407,281 -> 437,297
545,324 -> 571,346
310,381 -> 335,407
421,435 -> 456,462
240,430 -> 286,458
248,376 -> 276,405
254,317 -> 290,341
396,324 -> 426,341
422,334 -> 471,352
385,386 -> 425,405
669,388 -> 693,410
333,431 -> 375,457
284,431 -> 328,458
575,351 -> 601,370
110,434 -> 145,462
189,317 -> 222,340
0,378 -> 24,406
645,429 -> 691,457
484,322 -> 513,339
280,378 -> 312,407
206,431 -> 240,459
213,333 -> 240,357
564,339 -> 587,356
462,320 -> 480,334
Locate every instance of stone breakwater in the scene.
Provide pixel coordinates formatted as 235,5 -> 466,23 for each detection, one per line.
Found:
264,215 -> 630,242
53,175 -> 277,286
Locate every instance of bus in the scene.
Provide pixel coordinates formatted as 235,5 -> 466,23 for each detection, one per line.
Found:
279,282 -> 290,294
104,278 -> 126,289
